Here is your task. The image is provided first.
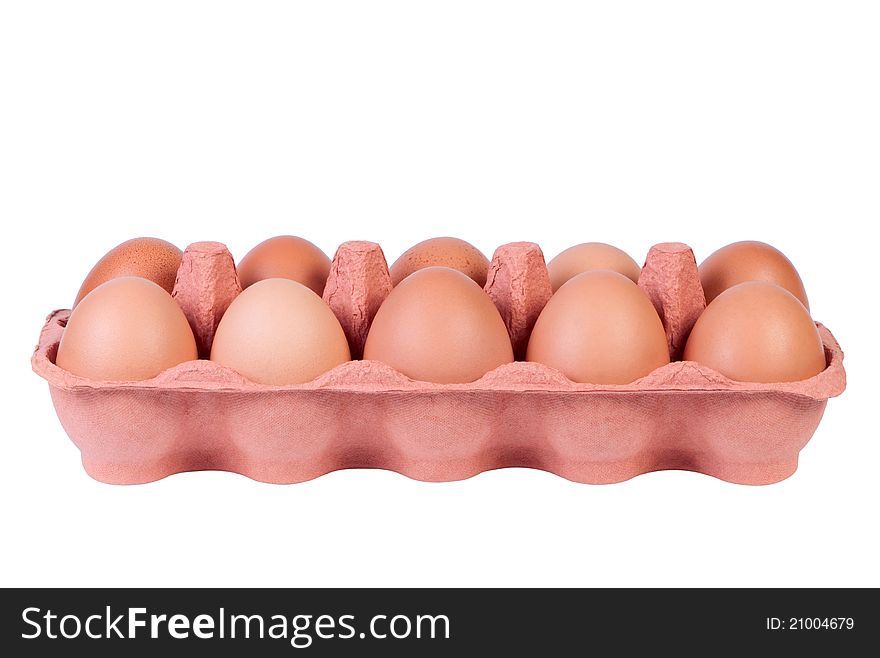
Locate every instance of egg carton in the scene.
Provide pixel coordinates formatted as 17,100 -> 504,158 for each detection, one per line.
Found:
31,241 -> 846,486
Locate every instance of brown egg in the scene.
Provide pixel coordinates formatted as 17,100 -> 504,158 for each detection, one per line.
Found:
364,266 -> 513,383
74,237 -> 183,306
390,237 -> 490,287
699,241 -> 809,309
527,270 -> 669,384
683,281 -> 825,383
547,242 -> 641,291
210,278 -> 350,385
57,277 -> 197,380
237,236 -> 332,295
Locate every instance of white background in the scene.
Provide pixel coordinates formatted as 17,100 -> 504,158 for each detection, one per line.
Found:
1,1 -> 877,588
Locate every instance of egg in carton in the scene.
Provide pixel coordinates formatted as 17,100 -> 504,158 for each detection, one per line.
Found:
32,240 -> 845,485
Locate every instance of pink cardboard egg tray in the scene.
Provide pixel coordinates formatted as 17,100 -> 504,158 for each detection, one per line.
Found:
32,241 -> 846,486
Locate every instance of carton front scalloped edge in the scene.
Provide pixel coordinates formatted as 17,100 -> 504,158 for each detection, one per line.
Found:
32,240 -> 846,485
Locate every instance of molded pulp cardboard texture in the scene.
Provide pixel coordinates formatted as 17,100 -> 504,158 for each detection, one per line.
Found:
32,241 -> 846,485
